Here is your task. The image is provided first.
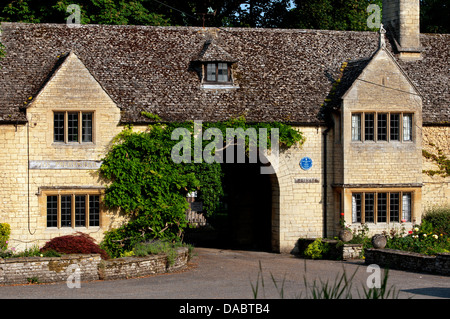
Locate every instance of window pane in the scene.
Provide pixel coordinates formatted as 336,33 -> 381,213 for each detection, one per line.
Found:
217,63 -> 228,82
75,195 -> 86,227
82,113 -> 93,142
352,193 -> 361,223
364,113 -> 375,141
377,113 -> 387,141
351,114 -> 361,141
390,114 -> 400,141
47,196 -> 58,227
54,112 -> 65,142
61,195 -> 72,227
89,195 -> 100,227
403,114 -> 412,141
68,112 -> 79,142
365,193 -> 375,223
402,193 -> 412,222
390,193 -> 400,222
206,63 -> 216,81
377,193 -> 387,222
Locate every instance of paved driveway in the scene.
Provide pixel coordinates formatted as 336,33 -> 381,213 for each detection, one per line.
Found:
0,247 -> 449,300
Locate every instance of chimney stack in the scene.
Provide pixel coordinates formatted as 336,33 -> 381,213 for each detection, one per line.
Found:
382,0 -> 423,60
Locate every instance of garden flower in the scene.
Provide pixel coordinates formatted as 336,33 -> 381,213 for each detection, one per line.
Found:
414,227 -> 419,232
433,234 -> 438,239
423,234 -> 427,237
412,235 -> 418,239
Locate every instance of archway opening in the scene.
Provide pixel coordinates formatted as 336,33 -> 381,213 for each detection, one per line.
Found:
184,159 -> 278,252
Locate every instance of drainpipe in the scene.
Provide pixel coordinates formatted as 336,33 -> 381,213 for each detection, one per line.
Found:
27,121 -> 35,235
322,125 -> 332,239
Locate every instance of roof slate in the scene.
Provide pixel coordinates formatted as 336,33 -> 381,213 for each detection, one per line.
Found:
0,23 -> 448,125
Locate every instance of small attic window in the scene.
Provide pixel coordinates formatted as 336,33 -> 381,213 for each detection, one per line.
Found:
205,62 -> 231,83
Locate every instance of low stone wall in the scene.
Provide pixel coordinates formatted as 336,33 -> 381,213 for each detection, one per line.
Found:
0,254 -> 101,285
99,247 -> 190,281
365,248 -> 450,276
0,247 -> 190,285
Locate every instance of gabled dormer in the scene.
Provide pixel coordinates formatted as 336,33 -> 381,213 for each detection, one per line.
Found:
192,39 -> 238,89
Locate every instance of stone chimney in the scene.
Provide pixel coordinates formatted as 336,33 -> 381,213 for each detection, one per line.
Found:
382,0 -> 423,60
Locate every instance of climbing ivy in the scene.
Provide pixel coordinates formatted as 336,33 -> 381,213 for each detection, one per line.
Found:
99,115 -> 304,257
422,148 -> 450,177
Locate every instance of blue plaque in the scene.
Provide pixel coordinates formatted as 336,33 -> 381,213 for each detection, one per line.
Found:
300,157 -> 313,170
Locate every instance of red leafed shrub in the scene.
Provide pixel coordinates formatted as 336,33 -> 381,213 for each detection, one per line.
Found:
40,232 -> 109,259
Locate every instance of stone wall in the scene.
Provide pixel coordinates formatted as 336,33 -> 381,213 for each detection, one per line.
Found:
0,247 -> 189,285
365,248 -> 450,276
99,247 -> 189,281
422,126 -> 450,210
0,254 -> 101,285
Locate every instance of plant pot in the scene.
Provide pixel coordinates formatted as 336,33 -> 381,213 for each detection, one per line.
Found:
339,229 -> 353,242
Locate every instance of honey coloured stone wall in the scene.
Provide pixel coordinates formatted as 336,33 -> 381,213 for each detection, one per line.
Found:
341,48 -> 423,186
422,126 -> 450,210
274,126 -> 334,252
0,52 -> 126,251
338,46 -> 424,235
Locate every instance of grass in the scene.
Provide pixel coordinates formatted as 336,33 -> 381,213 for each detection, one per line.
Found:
132,240 -> 193,266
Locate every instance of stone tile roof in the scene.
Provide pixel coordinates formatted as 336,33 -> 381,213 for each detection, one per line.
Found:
0,22 -> 448,125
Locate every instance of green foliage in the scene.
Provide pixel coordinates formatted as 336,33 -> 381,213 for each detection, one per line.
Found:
422,206 -> 450,236
304,239 -> 330,259
284,0 -> 383,31
0,0 -> 447,32
385,210 -> 450,256
252,261 -> 399,299
0,223 -> 11,250
0,0 -> 170,26
132,240 -> 190,265
100,119 -> 303,258
0,41 -> 5,61
420,0 -> 450,33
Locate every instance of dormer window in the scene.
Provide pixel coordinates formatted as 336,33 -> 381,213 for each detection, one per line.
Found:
205,62 -> 231,83
193,39 -> 238,89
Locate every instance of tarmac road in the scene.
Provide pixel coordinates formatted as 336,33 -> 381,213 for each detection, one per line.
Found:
0,247 -> 449,300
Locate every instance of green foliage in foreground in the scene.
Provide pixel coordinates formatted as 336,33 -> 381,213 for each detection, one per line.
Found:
251,261 -> 399,299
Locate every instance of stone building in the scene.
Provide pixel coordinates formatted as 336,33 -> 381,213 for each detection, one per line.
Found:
0,0 -> 448,253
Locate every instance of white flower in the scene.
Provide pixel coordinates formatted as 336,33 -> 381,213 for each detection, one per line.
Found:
413,235 -> 418,239
423,234 -> 427,237
433,234 -> 438,239
414,227 -> 419,232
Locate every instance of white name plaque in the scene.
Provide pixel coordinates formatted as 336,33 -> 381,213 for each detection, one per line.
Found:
29,160 -> 103,170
